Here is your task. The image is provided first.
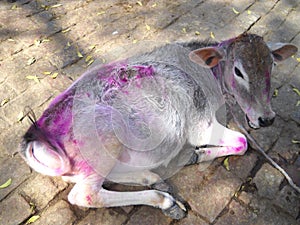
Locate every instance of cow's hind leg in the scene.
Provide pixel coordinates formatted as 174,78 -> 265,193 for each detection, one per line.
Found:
107,170 -> 172,192
68,179 -> 186,219
107,170 -> 162,186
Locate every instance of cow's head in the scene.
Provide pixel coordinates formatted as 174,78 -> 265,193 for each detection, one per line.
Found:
189,33 -> 298,128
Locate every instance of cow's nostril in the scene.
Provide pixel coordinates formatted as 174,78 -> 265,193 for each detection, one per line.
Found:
258,117 -> 275,127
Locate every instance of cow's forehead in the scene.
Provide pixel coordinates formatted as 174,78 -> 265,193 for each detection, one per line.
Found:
235,41 -> 270,60
226,35 -> 273,75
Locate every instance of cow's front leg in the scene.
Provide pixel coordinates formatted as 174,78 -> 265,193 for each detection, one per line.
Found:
188,119 -> 247,164
68,176 -> 186,219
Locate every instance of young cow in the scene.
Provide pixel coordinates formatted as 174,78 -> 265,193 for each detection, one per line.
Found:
21,33 -> 297,219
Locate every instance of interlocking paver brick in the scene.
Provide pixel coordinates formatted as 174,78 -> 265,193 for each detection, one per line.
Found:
239,191 -> 299,224
248,0 -> 279,16
1,52 -> 31,74
253,206 -> 298,225
77,208 -> 128,225
4,70 -> 31,94
174,212 -> 209,225
0,124 -> 29,156
235,9 -> 261,30
214,200 -> 257,225
42,72 -> 73,93
23,35 -> 70,60
253,163 -> 284,199
274,185 -> 300,219
49,46 -> 81,69
126,206 -> 171,225
33,10 -> 55,22
289,66 -> 300,124
191,167 -> 242,222
170,161 -> 209,195
20,0 -> 46,15
32,200 -> 76,225
0,39 -> 24,60
272,84 -> 300,121
0,193 -> 32,225
20,174 -> 68,209
270,121 -> 300,161
0,155 -> 31,201
249,116 -> 284,151
2,82 -> 53,123
59,61 -> 87,82
238,191 -> 252,205
292,33 -> 300,48
172,165 -> 242,223
0,82 -> 18,105
272,60 -> 299,89
224,152 -> 258,181
0,116 -> 10,131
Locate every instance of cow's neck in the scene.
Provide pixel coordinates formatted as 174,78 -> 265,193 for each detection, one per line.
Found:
211,63 -> 225,93
211,62 -> 236,105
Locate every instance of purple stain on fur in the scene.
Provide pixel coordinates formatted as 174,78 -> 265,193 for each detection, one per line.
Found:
264,71 -> 271,102
99,63 -> 155,89
98,63 -> 155,100
235,137 -> 247,153
38,96 -> 73,137
133,65 -> 155,78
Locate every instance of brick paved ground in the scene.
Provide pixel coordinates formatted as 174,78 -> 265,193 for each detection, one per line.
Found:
0,0 -> 299,224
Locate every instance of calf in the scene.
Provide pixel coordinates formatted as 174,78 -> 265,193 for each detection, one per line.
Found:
20,33 -> 297,219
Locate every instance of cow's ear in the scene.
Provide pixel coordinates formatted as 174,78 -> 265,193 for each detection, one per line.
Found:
267,42 -> 298,63
189,47 -> 223,68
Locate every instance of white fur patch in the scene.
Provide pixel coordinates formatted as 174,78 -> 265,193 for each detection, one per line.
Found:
161,193 -> 174,209
234,63 -> 250,92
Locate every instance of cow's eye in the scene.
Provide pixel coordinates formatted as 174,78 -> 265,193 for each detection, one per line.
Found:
234,67 -> 244,79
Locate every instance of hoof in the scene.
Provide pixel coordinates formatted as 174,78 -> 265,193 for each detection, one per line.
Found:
162,199 -> 187,220
185,152 -> 199,166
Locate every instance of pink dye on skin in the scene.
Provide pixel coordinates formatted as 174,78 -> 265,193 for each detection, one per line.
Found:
235,137 -> 247,153
218,136 -> 247,155
76,160 -> 95,177
231,78 -> 236,89
54,168 -> 64,175
86,195 -> 92,205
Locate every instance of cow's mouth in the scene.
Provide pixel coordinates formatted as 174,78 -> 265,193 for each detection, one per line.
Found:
246,115 -> 260,129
